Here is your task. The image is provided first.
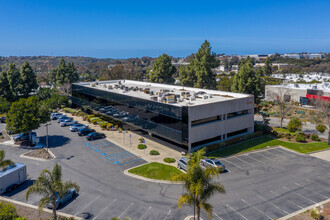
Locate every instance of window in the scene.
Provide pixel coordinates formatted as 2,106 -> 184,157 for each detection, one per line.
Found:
191,115 -> 222,127
227,110 -> 249,119
227,128 -> 248,138
191,135 -> 222,148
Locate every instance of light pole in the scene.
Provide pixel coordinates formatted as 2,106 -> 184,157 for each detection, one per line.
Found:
44,122 -> 51,154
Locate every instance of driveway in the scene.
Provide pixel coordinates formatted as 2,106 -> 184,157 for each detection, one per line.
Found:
1,121 -> 330,219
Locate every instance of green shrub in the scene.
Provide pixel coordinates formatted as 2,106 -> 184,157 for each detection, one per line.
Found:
316,124 -> 327,133
137,144 -> 147,149
0,201 -> 18,220
163,157 -> 176,163
287,117 -> 302,132
63,107 -> 76,114
311,134 -> 320,141
149,150 -> 160,155
295,133 -> 306,142
100,123 -> 108,129
284,133 -> 291,139
106,123 -> 114,130
86,115 -> 95,122
310,208 -> 322,220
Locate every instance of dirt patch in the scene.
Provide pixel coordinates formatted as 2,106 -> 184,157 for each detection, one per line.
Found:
24,148 -> 53,160
0,199 -> 53,220
289,201 -> 330,220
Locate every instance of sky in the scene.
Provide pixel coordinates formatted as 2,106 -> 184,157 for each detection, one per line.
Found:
0,0 -> 330,58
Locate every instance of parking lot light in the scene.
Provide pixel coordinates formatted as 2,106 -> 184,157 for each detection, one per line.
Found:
44,122 -> 51,155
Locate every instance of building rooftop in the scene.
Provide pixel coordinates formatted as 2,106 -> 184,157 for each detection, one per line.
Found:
74,80 -> 252,107
267,83 -> 330,93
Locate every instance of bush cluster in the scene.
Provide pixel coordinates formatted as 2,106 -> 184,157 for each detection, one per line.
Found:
149,150 -> 160,155
287,117 -> 302,132
163,157 -> 176,163
316,124 -> 327,133
63,107 -> 76,114
295,133 -> 306,142
311,134 -> 320,141
137,144 -> 147,150
0,201 -> 19,220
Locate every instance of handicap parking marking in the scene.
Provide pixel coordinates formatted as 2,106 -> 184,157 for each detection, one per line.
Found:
105,151 -> 131,158
117,158 -> 143,166
100,153 -> 107,156
113,161 -> 119,164
107,153 -> 134,161
94,149 -> 101,152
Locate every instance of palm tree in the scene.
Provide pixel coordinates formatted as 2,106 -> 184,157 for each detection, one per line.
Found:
0,149 -> 15,171
173,149 -> 225,220
25,163 -> 79,220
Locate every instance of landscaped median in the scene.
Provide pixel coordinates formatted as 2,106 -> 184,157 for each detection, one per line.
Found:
126,162 -> 183,183
207,136 -> 330,158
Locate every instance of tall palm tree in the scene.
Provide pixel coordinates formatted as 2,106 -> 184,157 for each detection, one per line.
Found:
25,163 -> 79,220
0,149 -> 15,171
173,149 -> 225,220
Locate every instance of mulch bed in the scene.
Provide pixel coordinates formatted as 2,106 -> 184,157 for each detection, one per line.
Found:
289,201 -> 330,220
24,148 -> 53,160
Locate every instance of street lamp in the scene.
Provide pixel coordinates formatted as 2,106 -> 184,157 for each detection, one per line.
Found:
44,122 -> 51,153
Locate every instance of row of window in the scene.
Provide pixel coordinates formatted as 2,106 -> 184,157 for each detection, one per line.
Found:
191,110 -> 249,127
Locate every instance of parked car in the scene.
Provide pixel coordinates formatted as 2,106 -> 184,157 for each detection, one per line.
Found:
46,189 -> 76,209
0,116 -> 6,123
51,113 -> 63,120
60,120 -> 77,127
177,157 -> 188,171
201,158 -> 225,171
69,124 -> 88,132
13,132 -> 37,142
57,117 -> 73,123
86,132 -> 106,141
78,128 -> 95,136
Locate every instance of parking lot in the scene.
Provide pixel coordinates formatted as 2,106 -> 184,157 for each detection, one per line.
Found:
1,120 -> 330,220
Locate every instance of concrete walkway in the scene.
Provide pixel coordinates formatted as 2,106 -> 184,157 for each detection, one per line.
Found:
310,149 -> 330,162
67,113 -> 183,166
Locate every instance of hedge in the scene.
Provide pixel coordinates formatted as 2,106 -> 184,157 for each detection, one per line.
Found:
163,157 -> 176,163
137,144 -> 147,149
149,150 -> 160,155
63,107 -> 76,114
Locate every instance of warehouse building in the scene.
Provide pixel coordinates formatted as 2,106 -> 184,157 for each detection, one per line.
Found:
265,83 -> 330,105
71,80 -> 254,152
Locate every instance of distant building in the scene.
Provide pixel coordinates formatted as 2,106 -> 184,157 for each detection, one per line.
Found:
231,65 -> 239,73
255,63 -> 288,70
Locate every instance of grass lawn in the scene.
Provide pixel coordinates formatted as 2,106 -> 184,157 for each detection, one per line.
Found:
207,136 -> 330,158
128,162 -> 182,181
273,127 -> 293,134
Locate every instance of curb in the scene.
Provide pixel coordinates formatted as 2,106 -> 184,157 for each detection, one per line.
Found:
123,163 -> 183,185
0,196 -> 83,220
279,198 -> 329,220
20,149 -> 56,161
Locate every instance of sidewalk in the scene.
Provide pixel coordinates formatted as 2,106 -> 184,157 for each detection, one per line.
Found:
67,113 -> 183,166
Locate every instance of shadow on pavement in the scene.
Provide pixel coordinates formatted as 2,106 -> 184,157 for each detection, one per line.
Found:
3,179 -> 34,197
39,135 -> 71,148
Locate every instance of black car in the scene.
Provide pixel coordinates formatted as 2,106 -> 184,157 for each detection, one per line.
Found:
78,128 -> 95,136
0,116 -> 6,123
86,132 -> 106,141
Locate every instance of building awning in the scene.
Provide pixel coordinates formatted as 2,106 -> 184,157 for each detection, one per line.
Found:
306,94 -> 330,101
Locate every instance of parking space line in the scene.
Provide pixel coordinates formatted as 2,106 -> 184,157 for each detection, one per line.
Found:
255,152 -> 276,161
272,148 -> 296,157
256,194 -> 289,215
283,186 -> 316,203
295,182 -> 328,199
246,154 -> 266,164
225,204 -> 248,220
74,195 -> 100,216
117,158 -> 143,166
270,190 -> 303,209
106,152 -> 132,159
107,153 -> 134,161
235,156 -> 255,167
163,209 -> 171,220
106,151 -> 129,157
92,199 -> 117,220
222,159 -> 244,169
139,206 -> 152,220
118,202 -> 134,219
241,199 -> 272,219
212,211 -> 224,220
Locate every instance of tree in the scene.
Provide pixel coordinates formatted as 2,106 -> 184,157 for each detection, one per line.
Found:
314,98 -> 330,144
25,163 -> 80,220
0,150 -> 15,171
0,97 -> 11,114
287,117 -> 302,132
6,96 -> 50,136
0,201 -> 18,220
216,75 -> 233,92
19,62 -> 38,98
179,64 -> 196,87
231,59 -> 262,104
263,58 -> 272,76
192,40 -> 219,89
149,54 -> 176,84
0,71 -> 13,100
50,58 -> 79,86
7,64 -> 21,101
173,149 -> 225,220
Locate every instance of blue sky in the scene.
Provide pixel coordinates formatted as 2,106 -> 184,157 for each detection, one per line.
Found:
0,0 -> 329,58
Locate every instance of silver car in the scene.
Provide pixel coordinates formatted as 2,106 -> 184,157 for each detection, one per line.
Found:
47,189 -> 76,209
201,158 -> 225,171
177,157 -> 188,171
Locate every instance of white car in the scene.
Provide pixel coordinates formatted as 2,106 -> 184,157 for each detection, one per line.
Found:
60,120 -> 78,127
201,158 -> 225,171
69,124 -> 88,132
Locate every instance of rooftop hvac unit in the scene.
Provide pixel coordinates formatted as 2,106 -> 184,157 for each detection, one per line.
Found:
294,84 -> 299,88
202,95 -> 208,100
312,85 -> 317,90
107,85 -> 113,89
189,97 -> 196,102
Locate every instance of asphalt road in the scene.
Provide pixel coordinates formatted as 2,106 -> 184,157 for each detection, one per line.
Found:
1,121 -> 330,220
254,115 -> 329,140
